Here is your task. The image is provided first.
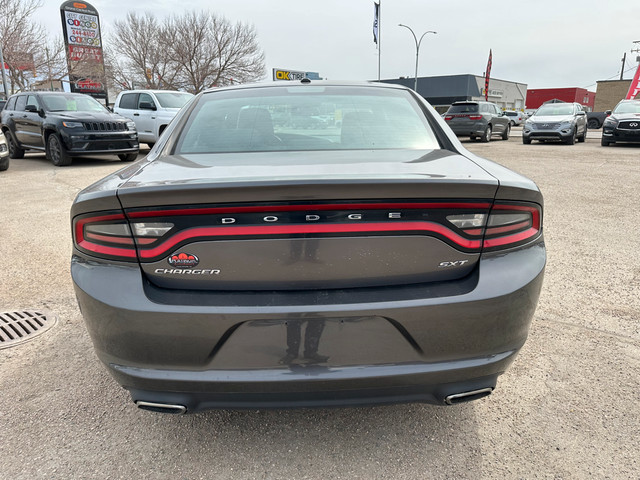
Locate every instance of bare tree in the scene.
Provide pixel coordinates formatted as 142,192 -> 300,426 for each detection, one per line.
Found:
165,12 -> 265,92
107,12 -> 181,91
105,10 -> 265,95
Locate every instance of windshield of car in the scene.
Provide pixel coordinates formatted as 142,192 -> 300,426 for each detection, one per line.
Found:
613,101 -> 640,114
535,104 -> 574,116
41,94 -> 108,113
154,92 -> 194,109
175,86 -> 440,154
447,104 -> 479,114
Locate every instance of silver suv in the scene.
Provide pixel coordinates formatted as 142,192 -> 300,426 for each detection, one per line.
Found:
444,101 -> 511,142
522,102 -> 587,145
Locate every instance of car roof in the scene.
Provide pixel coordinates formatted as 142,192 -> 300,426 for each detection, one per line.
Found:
201,80 -> 412,95
117,90 -> 192,95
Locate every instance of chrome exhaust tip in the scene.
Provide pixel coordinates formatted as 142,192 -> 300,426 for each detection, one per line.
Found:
135,400 -> 187,414
444,387 -> 493,405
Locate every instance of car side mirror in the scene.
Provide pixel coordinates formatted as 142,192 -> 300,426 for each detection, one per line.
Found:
139,102 -> 157,111
577,111 -> 586,116
25,104 -> 38,113
38,108 -> 46,118
604,110 -> 612,116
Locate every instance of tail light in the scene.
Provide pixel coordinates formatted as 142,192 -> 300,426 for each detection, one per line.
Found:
73,201 -> 542,262
73,211 -> 174,261
444,115 -> 453,121
483,202 -> 542,250
468,115 -> 483,120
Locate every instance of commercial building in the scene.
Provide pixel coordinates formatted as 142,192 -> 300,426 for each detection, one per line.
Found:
526,87 -> 595,111
379,74 -> 527,113
593,79 -> 632,111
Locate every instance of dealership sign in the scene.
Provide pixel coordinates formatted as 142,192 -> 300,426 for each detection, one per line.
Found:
273,69 -> 308,81
625,64 -> 640,100
60,1 -> 108,99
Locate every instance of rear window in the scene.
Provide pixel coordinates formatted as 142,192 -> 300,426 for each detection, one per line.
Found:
447,103 -> 479,114
175,86 -> 439,154
118,93 -> 138,109
155,92 -> 194,109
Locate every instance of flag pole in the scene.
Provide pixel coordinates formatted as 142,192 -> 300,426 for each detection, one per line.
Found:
377,0 -> 381,81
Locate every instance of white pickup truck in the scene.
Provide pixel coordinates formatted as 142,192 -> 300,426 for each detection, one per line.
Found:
113,90 -> 194,147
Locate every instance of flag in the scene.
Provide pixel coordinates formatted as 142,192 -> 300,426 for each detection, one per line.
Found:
625,63 -> 640,100
373,2 -> 379,44
484,49 -> 492,101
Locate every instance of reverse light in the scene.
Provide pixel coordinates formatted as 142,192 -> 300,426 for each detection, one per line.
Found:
447,213 -> 487,231
131,222 -> 174,237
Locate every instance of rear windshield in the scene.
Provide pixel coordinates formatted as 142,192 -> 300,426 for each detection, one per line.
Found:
155,92 -> 194,109
447,104 -> 479,114
175,86 -> 439,154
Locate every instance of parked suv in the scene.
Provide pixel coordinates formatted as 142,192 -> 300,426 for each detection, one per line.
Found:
504,110 -> 526,126
0,92 -> 139,166
444,101 -> 510,142
601,99 -> 640,147
113,90 -> 194,147
522,102 -> 587,145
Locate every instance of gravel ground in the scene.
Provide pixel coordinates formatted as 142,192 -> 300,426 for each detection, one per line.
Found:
1,134 -> 639,479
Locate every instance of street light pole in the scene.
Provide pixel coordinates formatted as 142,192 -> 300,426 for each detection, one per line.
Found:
0,43 -> 9,99
398,24 -> 436,93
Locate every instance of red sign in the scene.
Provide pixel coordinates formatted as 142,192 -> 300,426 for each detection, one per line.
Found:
625,64 -> 640,100
68,45 -> 103,63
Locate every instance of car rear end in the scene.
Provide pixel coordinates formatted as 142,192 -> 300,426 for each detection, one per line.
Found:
443,102 -> 488,138
71,83 -> 545,412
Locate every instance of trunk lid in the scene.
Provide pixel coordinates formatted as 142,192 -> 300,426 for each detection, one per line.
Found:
117,149 -> 498,290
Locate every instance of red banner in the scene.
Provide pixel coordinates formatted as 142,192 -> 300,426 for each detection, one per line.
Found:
484,49 -> 492,101
625,63 -> 640,100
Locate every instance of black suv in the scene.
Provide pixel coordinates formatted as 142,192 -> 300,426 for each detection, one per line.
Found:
0,92 -> 139,166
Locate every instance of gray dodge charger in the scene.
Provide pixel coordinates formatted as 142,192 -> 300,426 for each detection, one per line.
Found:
71,81 -> 545,414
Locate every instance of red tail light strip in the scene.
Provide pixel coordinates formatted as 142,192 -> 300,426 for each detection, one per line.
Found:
483,228 -> 540,248
126,202 -> 492,219
84,232 -> 157,246
85,232 -> 136,245
137,222 -> 482,259
484,220 -> 531,236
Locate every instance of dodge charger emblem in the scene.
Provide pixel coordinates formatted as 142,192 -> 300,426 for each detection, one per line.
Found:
168,252 -> 199,268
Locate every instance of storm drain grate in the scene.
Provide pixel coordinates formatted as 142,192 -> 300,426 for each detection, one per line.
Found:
0,311 -> 57,349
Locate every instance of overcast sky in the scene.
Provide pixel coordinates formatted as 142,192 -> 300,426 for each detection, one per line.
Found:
38,0 -> 639,91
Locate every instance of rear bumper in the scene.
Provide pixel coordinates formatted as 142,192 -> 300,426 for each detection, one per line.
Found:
448,123 -> 486,137
72,240 -> 545,411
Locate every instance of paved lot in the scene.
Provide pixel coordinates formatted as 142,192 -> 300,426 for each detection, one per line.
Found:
1,135 -> 639,479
